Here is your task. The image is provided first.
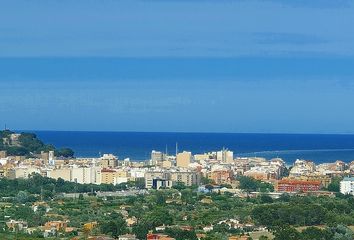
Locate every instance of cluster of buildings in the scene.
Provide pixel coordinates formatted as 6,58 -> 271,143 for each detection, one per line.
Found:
1,146 -> 354,195
6,219 -> 75,238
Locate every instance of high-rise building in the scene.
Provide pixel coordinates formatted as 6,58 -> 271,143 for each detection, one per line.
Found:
100,154 -> 118,168
151,150 -> 164,166
217,149 -> 233,163
176,151 -> 192,168
170,171 -> 201,186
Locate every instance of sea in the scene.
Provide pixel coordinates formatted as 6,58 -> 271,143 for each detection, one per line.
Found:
31,131 -> 354,165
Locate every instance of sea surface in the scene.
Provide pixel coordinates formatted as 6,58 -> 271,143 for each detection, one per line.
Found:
32,131 -> 354,164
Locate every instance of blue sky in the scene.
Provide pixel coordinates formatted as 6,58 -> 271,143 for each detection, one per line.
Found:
1,0 -> 354,133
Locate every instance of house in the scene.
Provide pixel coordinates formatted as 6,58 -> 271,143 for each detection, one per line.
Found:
83,222 -> 98,231
6,220 -> 28,232
118,234 -> 138,240
147,233 -> 175,240
203,225 -> 213,232
44,220 -> 68,231
196,233 -> 206,240
126,216 -> 137,227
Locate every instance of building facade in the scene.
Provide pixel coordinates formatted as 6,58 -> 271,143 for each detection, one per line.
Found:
340,177 -> 354,195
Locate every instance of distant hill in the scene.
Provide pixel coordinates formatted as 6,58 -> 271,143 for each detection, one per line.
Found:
0,130 -> 74,158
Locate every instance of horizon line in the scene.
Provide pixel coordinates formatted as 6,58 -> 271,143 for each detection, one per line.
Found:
10,129 -> 354,136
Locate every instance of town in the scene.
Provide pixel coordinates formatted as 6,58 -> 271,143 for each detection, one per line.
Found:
0,130 -> 353,240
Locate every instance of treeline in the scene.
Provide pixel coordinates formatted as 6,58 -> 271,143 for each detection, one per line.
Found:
272,225 -> 353,240
238,176 -> 274,192
252,196 -> 354,228
0,130 -> 74,157
0,174 -> 132,199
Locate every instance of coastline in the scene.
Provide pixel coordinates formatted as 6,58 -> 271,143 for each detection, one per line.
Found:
33,131 -> 354,164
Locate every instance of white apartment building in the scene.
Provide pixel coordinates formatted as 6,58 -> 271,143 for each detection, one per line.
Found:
47,166 -> 101,184
340,177 -> 354,195
71,166 -> 101,184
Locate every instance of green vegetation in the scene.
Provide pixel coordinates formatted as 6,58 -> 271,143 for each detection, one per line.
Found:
0,130 -> 74,158
238,176 -> 274,192
272,225 -> 354,240
0,174 -> 353,239
326,177 -> 342,193
0,174 -> 136,198
252,195 -> 354,228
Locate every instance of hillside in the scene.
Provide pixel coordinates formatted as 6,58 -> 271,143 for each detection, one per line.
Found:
0,130 -> 74,158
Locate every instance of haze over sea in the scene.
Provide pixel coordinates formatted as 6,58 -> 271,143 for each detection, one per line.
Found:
32,131 -> 354,164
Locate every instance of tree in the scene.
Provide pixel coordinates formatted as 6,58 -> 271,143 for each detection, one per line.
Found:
278,193 -> 291,202
145,207 -> 173,227
260,194 -> 273,204
238,176 -> 274,192
133,221 -> 153,240
16,191 -> 29,203
273,226 -> 301,240
331,225 -> 354,240
100,213 -> 128,238
165,227 -> 198,240
6,146 -> 29,156
201,176 -> 214,185
55,148 -> 74,158
259,236 -> 269,240
301,227 -> 333,240
213,223 -> 230,234
239,176 -> 258,192
172,182 -> 186,190
327,177 -> 342,192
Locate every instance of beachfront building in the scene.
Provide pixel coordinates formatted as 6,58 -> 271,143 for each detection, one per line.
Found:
340,177 -> 354,195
